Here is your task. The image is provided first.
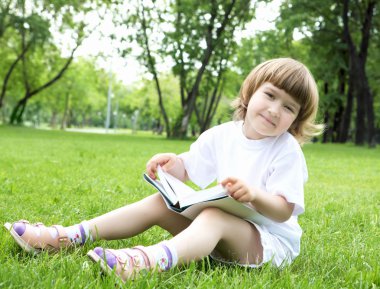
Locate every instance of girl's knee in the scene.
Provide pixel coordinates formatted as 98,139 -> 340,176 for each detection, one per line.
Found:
147,192 -> 166,206
195,207 -> 226,224
147,193 -> 179,215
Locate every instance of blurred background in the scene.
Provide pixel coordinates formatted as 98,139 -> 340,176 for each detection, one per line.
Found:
0,0 -> 378,146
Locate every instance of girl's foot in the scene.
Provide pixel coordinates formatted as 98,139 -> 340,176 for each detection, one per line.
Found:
87,246 -> 155,281
87,243 -> 177,282
4,220 -> 71,253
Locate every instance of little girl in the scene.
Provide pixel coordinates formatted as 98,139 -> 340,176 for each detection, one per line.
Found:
5,58 -> 323,282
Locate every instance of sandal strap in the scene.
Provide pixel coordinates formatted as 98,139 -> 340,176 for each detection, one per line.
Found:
18,220 -> 30,224
132,246 -> 151,269
106,247 -> 154,279
52,225 -> 70,248
106,248 -> 131,267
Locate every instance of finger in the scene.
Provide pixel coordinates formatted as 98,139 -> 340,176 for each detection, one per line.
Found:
146,165 -> 157,179
228,182 -> 243,192
220,177 -> 238,186
146,159 -> 160,179
231,188 -> 246,201
152,154 -> 172,169
146,154 -> 174,178
161,157 -> 176,172
226,182 -> 243,195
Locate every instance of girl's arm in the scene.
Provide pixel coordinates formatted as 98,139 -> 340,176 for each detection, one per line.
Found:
146,153 -> 189,182
221,177 -> 294,223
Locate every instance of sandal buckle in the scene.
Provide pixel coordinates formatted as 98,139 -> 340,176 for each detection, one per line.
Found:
58,236 -> 68,243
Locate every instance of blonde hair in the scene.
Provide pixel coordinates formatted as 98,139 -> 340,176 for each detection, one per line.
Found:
233,58 -> 324,144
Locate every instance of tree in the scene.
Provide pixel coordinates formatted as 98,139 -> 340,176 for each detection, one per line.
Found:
131,1 -> 172,137
0,0 -> 100,124
24,57 -> 127,129
122,0 -> 255,137
342,0 -> 377,146
275,0 -> 378,146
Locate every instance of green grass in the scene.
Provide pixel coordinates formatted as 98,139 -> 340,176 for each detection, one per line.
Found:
0,126 -> 379,288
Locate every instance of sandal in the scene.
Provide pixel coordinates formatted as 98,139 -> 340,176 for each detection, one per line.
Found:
87,246 -> 156,282
4,220 -> 71,254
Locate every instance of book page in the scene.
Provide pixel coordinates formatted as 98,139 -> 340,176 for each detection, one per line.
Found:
156,167 -> 178,204
143,173 -> 177,205
179,184 -> 226,207
157,166 -> 195,203
181,197 -> 273,225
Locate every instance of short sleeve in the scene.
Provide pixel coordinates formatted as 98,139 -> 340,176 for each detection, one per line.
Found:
266,149 -> 308,216
179,129 -> 217,189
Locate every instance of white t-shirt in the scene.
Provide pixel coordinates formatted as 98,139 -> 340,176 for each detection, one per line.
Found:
179,121 -> 307,259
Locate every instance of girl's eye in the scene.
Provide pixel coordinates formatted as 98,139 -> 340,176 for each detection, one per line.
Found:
265,92 -> 275,99
284,106 -> 295,113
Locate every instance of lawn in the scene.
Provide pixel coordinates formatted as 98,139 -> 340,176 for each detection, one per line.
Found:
0,126 -> 379,288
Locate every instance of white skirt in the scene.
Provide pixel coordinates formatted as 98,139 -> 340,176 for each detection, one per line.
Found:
210,222 -> 293,268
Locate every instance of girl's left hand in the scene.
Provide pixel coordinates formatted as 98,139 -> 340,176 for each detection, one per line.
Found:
220,177 -> 256,203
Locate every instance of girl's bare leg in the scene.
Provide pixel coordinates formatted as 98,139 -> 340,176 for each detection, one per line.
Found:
86,207 -> 263,282
87,193 -> 192,240
6,193 -> 191,254
168,207 -> 263,265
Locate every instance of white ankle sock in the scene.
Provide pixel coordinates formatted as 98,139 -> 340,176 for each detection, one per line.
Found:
65,221 -> 92,245
147,242 -> 178,271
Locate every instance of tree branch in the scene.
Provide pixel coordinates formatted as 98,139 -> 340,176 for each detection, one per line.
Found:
359,1 -> 376,61
0,40 -> 32,108
28,41 -> 81,98
342,0 -> 356,56
139,1 -> 171,137
175,0 -> 186,106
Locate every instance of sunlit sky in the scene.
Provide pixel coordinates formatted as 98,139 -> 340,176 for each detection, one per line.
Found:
65,0 -> 282,85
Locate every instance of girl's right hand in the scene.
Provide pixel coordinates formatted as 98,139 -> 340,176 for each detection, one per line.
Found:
146,153 -> 177,179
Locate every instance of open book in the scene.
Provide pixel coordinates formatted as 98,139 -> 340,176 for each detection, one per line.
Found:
143,166 -> 273,225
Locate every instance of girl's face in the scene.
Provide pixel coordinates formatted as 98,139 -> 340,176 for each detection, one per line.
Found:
243,82 -> 300,140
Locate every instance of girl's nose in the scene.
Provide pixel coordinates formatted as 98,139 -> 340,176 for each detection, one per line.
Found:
268,103 -> 280,117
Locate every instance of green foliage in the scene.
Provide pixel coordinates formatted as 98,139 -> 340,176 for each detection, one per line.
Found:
0,126 -> 379,288
120,74 -> 182,131
0,0 -> 103,123
1,0 -> 378,142
273,0 -> 379,144
28,58 -> 109,128
123,0 -> 255,135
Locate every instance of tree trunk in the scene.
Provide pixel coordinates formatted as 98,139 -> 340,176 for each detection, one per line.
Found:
1,106 -> 7,123
50,111 -> 58,128
0,41 -> 31,109
333,68 -> 346,142
339,69 -> 354,143
139,2 -> 171,137
322,82 -> 331,143
354,59 -> 366,145
178,45 -> 214,137
332,105 -> 344,142
61,91 -> 70,130
322,111 -> 330,143
358,60 -> 376,147
342,0 -> 376,146
9,24 -> 80,125
10,94 -> 29,124
175,0 -> 238,138
202,83 -> 223,133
